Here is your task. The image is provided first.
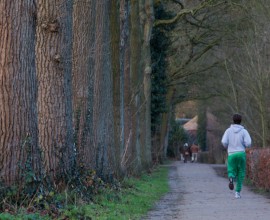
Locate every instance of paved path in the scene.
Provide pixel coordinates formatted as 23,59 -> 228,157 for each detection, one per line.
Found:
143,161 -> 270,220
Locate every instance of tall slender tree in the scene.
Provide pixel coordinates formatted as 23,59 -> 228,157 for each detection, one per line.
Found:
140,0 -> 154,169
120,0 -> 133,174
130,0 -> 143,173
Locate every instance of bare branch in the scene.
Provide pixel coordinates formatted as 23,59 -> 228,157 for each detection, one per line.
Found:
167,61 -> 222,86
154,0 -> 226,27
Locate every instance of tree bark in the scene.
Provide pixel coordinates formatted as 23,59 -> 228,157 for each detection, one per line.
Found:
36,0 -> 74,180
158,87 -> 175,162
140,0 -> 154,169
120,0 -> 133,174
130,0 -> 143,173
110,0 -> 122,177
92,0 -> 115,179
0,0 -> 41,185
72,0 -> 96,169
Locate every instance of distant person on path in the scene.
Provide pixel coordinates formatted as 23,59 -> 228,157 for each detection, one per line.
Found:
180,143 -> 189,163
179,143 -> 187,161
190,144 -> 199,162
221,113 -> 252,199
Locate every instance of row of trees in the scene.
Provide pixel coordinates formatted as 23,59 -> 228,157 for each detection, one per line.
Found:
0,0 -> 154,186
1,0 -> 269,188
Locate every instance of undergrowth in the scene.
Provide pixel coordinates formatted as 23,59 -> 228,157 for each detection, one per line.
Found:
0,166 -> 169,219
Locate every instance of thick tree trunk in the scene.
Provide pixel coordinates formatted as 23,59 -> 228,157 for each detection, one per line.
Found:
0,1 -> 41,185
36,0 -> 74,180
72,0 -> 96,169
93,0 -> 115,180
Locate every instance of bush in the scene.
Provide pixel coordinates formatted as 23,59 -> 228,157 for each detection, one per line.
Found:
246,148 -> 270,190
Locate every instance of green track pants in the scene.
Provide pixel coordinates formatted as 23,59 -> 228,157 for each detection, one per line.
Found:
227,151 -> 246,192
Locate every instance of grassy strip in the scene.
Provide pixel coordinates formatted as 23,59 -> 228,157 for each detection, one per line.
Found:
64,166 -> 169,220
0,165 -> 169,220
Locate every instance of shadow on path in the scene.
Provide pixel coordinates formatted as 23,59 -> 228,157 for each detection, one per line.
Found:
143,161 -> 270,220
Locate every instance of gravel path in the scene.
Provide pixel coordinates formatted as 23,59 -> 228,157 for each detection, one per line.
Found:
143,161 -> 270,220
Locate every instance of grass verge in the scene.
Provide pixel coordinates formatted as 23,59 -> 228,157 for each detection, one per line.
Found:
64,166 -> 169,220
0,165 -> 169,220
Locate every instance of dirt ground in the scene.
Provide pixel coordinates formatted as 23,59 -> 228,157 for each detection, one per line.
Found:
142,161 -> 270,220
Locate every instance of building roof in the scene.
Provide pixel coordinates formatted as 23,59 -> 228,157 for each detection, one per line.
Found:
183,115 -> 198,131
182,112 -> 221,132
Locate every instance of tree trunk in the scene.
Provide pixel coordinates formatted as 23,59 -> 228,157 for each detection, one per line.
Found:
130,0 -> 142,174
0,1 -> 41,185
72,0 -> 96,169
140,0 -> 154,169
110,0 -> 122,177
36,0 -> 74,180
120,0 -> 133,174
92,0 -> 115,180
158,87 -> 175,162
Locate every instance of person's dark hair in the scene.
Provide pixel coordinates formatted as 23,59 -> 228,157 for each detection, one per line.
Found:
233,113 -> 242,124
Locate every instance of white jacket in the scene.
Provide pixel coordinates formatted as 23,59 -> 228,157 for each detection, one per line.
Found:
221,124 -> 252,154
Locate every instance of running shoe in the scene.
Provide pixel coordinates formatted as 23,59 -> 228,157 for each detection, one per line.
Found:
235,191 -> 241,199
229,178 -> 234,190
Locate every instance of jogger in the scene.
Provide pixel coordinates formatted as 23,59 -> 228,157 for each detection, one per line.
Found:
221,113 -> 252,199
